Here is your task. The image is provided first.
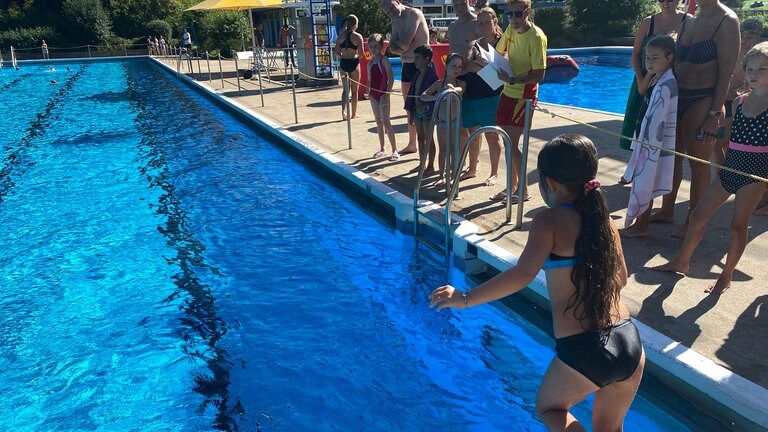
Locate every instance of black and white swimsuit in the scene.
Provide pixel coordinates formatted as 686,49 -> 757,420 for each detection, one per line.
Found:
719,95 -> 768,193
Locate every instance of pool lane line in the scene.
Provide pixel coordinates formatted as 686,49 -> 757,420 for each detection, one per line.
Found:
122,62 -> 244,430
0,75 -> 27,93
0,64 -> 89,204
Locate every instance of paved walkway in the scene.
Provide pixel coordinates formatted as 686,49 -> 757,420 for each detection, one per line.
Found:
161,57 -> 768,404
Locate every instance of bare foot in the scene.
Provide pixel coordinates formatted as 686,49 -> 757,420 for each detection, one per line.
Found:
754,204 -> 768,216
399,146 -> 418,155
342,113 -> 347,120
484,175 -> 498,187
671,224 -> 688,239
705,275 -> 731,295
459,171 -> 477,181
619,225 -> 649,238
652,261 -> 689,275
618,176 -> 632,185
424,167 -> 437,175
650,211 -> 674,224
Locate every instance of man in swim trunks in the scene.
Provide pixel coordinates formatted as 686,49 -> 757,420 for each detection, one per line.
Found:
491,0 -> 546,203
381,0 -> 430,155
41,40 -> 49,60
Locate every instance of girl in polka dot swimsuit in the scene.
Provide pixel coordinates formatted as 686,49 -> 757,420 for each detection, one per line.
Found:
655,42 -> 768,295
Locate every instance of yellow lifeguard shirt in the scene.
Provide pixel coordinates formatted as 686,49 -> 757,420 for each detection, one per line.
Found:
496,23 -> 547,100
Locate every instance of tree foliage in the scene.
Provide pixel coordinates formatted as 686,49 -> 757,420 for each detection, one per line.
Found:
196,10 -> 249,56
335,0 -> 390,37
62,0 -> 113,44
569,0 -> 654,39
0,25 -> 58,48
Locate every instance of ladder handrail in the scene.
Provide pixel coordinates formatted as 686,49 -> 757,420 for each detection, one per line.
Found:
445,125 -> 514,251
412,87 -> 462,235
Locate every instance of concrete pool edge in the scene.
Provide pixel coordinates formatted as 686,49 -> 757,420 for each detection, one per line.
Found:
153,59 -> 768,431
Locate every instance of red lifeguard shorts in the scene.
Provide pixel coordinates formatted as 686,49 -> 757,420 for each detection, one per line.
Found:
495,94 -> 536,128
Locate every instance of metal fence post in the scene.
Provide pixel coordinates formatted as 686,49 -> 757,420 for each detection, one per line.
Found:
516,100 -> 533,230
218,53 -> 224,89
290,62 -> 298,123
206,51 -> 211,82
234,56 -> 241,92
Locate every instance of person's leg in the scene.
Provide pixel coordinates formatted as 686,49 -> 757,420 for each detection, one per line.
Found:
620,205 -> 653,238
592,351 -> 645,432
491,125 -> 524,200
655,180 -> 731,274
380,96 -> 398,155
284,47 -> 289,66
536,357 -> 597,431
350,68 -> 360,118
436,125 -> 448,183
485,132 -> 501,186
683,108 -> 717,239
706,182 -> 767,295
371,99 -> 386,153
400,82 -> 418,154
459,128 -> 477,180
754,190 -> 768,215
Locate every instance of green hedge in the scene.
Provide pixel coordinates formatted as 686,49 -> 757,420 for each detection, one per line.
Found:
0,26 -> 58,49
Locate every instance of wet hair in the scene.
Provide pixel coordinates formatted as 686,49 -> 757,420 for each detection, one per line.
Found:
414,44 -> 433,61
645,34 -> 676,68
479,7 -> 503,40
537,134 -> 622,332
743,41 -> 768,71
444,53 -> 463,77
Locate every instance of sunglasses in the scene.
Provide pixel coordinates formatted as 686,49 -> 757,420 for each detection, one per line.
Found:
505,10 -> 527,18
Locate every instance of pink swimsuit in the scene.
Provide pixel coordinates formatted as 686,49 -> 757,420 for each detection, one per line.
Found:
369,61 -> 388,102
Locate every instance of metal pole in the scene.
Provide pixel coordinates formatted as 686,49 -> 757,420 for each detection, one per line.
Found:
290,62 -> 298,123
344,74 -> 352,149
516,100 -> 533,229
206,51 -> 211,82
123,44 -> 127,57
87,45 -> 91,58
234,56 -> 241,92
196,49 -> 202,76
256,53 -> 265,107
218,53 -> 224,89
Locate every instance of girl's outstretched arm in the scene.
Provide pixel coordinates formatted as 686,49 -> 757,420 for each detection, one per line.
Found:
430,212 -> 555,311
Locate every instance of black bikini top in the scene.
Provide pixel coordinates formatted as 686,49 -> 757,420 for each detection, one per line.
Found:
339,32 -> 358,50
677,16 -> 727,65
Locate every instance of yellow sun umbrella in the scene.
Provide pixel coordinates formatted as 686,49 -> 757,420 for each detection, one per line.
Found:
186,0 -> 283,63
186,0 -> 282,11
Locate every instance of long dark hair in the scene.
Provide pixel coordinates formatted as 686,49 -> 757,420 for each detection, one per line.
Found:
537,134 -> 622,331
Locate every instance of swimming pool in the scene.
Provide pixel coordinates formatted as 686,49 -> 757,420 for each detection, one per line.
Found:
390,53 -> 632,114
1,59 -> 695,431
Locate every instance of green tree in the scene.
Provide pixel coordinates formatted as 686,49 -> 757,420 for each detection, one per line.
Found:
104,0 -> 184,38
569,0 -> 654,42
62,0 -> 113,44
335,0 -> 390,37
196,10 -> 249,56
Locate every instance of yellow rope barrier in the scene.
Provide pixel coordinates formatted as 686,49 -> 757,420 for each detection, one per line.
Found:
535,105 -> 768,184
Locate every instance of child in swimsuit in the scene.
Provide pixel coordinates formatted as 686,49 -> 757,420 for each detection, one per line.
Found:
621,35 -> 678,238
431,134 -> 645,430
420,53 -> 466,185
656,42 -> 768,295
404,45 -> 439,173
367,34 -> 399,161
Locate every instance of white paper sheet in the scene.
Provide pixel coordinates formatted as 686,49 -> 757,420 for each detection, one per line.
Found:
474,43 -> 514,90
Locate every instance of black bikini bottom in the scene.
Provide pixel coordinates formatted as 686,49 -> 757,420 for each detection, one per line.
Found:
555,318 -> 643,387
339,58 -> 360,73
678,87 -> 715,118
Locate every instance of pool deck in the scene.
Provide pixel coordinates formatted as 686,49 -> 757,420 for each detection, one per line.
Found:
157,57 -> 768,430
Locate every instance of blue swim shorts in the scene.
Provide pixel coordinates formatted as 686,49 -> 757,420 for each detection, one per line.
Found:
462,95 -> 500,128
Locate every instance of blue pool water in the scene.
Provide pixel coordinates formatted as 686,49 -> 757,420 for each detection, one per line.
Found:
1,60 -> 689,431
391,54 -> 633,114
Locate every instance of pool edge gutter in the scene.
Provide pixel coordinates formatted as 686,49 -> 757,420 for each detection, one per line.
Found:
153,58 -> 768,432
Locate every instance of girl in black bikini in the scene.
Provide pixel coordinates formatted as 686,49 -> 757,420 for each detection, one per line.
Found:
431,134 -> 645,430
334,15 -> 365,120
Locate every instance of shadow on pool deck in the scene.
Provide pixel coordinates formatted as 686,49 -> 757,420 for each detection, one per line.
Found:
161,57 -> 768,429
